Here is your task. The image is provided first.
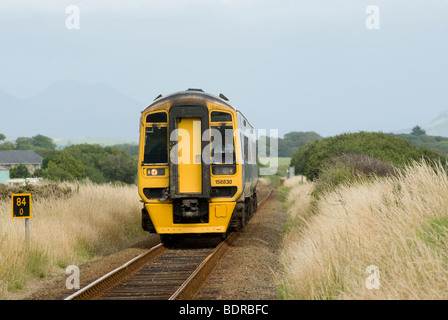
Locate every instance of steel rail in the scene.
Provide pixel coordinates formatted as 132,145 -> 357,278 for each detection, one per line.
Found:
64,243 -> 165,300
65,188 -> 274,301
169,188 -> 273,300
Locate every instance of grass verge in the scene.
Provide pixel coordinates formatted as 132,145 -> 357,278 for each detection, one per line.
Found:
0,181 -> 147,299
279,162 -> 448,299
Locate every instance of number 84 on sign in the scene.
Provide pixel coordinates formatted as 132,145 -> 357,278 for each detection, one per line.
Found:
12,194 -> 32,219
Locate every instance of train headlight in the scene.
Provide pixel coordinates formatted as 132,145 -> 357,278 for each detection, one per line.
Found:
212,165 -> 236,175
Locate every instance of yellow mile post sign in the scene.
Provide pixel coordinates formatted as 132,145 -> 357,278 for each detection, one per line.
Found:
12,193 -> 32,219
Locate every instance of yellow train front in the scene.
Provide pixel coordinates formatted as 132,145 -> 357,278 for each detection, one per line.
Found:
138,89 -> 258,245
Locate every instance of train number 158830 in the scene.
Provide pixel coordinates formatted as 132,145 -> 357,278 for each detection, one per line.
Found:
216,179 -> 232,185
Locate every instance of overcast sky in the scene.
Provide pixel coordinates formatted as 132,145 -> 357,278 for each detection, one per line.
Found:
1,0 -> 447,138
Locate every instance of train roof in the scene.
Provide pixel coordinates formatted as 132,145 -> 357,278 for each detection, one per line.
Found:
142,89 -> 236,113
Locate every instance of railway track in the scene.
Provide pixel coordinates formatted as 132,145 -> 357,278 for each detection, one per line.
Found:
65,189 -> 273,300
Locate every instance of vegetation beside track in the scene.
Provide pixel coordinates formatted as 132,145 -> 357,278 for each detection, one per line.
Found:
0,182 -> 147,299
279,162 -> 448,299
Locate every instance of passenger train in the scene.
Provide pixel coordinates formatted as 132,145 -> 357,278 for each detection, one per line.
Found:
138,89 -> 258,245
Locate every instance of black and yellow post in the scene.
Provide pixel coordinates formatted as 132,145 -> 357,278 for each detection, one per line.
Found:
12,193 -> 32,251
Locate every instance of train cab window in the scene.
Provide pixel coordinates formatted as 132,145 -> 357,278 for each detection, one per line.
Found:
146,112 -> 167,123
211,125 -> 235,164
143,126 -> 168,164
211,111 -> 232,122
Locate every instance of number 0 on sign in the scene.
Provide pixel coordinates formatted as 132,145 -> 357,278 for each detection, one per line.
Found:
12,194 -> 32,219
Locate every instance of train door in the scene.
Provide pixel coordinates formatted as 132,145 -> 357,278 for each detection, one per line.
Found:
177,118 -> 202,193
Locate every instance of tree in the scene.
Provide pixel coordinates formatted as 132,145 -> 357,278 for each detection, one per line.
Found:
40,166 -> 76,182
58,144 -> 137,184
99,151 -> 136,184
48,152 -> 86,181
411,126 -> 426,136
113,143 -> 139,156
15,137 -> 33,150
0,141 -> 14,150
0,133 -> 5,142
10,164 -> 31,178
31,134 -> 56,150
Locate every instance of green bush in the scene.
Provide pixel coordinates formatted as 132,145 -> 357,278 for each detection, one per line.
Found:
10,164 -> 31,179
312,153 -> 396,199
291,131 -> 447,181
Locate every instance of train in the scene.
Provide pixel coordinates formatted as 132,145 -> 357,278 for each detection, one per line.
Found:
138,89 -> 258,245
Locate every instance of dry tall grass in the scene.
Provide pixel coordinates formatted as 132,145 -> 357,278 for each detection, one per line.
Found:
0,182 -> 147,299
280,162 -> 448,299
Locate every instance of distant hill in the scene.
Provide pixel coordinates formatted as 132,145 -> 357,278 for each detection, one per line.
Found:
422,110 -> 448,137
1,80 -> 146,140
394,132 -> 448,154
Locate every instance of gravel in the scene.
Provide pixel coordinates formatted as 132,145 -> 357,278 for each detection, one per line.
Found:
195,188 -> 286,300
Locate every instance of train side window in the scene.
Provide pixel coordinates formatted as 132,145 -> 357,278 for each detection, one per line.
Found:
251,139 -> 256,164
244,136 -> 249,163
143,126 -> 168,164
146,112 -> 167,123
211,111 -> 232,122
